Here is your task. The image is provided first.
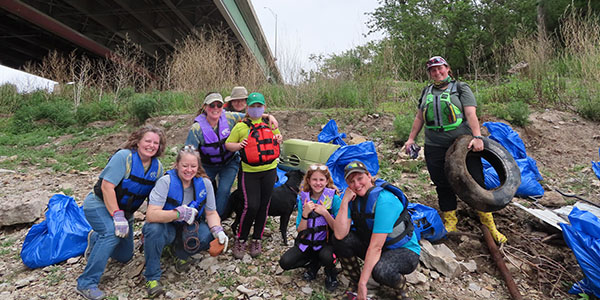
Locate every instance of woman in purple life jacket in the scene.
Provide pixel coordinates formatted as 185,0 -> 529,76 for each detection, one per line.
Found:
279,164 -> 342,292
185,92 -> 278,219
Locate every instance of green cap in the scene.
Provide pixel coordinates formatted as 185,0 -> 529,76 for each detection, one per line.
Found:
247,92 -> 265,106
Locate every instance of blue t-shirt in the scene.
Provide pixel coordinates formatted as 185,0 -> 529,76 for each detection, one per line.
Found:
295,193 -> 342,228
349,189 -> 420,255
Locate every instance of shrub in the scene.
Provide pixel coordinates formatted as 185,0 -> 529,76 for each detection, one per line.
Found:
576,95 -> 600,122
128,96 -> 158,124
393,113 -> 414,142
75,100 -> 120,125
0,83 -> 21,113
505,100 -> 530,127
10,96 -> 75,133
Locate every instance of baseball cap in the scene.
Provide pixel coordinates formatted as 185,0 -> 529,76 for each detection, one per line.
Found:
203,92 -> 223,105
426,56 -> 448,70
344,160 -> 369,180
247,92 -> 265,106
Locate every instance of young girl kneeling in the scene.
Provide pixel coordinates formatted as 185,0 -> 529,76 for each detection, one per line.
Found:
279,164 -> 341,291
225,92 -> 282,259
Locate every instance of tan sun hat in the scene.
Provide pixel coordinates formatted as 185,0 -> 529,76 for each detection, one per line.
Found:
226,86 -> 248,102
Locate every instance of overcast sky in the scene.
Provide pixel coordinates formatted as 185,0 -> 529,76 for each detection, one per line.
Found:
251,0 -> 385,82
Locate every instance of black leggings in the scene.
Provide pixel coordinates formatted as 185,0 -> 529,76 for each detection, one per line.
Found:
279,244 -> 336,273
333,231 -> 419,287
424,144 -> 484,212
237,168 -> 278,240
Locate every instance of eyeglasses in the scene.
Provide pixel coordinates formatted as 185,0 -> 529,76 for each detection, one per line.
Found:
208,102 -> 223,109
309,164 -> 328,171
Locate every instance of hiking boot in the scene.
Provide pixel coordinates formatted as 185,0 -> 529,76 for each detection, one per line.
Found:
174,258 -> 190,273
83,230 -> 95,260
324,269 -> 339,292
232,239 -> 247,259
248,240 -> 262,258
478,211 -> 507,243
145,280 -> 164,298
392,274 -> 411,300
302,269 -> 317,281
75,286 -> 105,300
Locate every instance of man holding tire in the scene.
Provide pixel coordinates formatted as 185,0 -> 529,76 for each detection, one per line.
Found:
404,56 -> 507,243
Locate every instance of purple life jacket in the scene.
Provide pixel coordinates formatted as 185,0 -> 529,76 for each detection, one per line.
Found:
298,187 -> 335,252
194,113 -> 233,165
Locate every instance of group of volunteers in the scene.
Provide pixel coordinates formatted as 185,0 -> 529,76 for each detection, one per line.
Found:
74,56 -> 507,300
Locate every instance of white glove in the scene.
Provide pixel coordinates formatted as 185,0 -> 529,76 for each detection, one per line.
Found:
217,231 -> 229,252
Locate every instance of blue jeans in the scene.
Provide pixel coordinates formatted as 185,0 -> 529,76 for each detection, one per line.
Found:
203,155 -> 240,217
143,220 -> 212,281
77,193 -> 134,289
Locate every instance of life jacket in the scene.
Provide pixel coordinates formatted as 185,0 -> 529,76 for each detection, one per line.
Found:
162,169 -> 207,218
194,113 -> 234,165
94,150 -> 160,214
422,81 -> 464,132
297,188 -> 336,252
240,118 -> 280,166
350,179 -> 414,249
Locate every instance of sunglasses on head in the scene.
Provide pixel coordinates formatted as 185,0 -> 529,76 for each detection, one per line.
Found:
182,145 -> 197,152
208,102 -> 223,109
309,164 -> 328,171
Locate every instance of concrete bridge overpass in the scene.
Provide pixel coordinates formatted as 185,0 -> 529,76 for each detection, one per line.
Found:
0,0 -> 281,82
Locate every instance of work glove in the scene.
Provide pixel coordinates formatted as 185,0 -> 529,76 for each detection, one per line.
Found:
175,205 -> 198,225
112,210 -> 129,238
407,144 -> 421,159
210,225 -> 229,252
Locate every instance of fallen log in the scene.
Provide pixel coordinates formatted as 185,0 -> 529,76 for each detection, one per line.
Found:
481,225 -> 523,300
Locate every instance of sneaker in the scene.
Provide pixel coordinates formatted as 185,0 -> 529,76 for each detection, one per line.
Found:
174,258 -> 190,273
232,239 -> 247,259
145,280 -> 164,298
75,286 -> 105,300
248,240 -> 261,258
324,269 -> 339,292
83,230 -> 95,260
302,269 -> 317,281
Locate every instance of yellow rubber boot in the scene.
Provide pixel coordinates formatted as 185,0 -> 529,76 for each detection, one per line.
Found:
442,210 -> 458,233
478,211 -> 507,243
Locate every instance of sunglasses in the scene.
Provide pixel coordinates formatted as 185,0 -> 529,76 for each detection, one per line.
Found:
182,145 -> 197,152
208,102 -> 223,109
309,164 -> 328,171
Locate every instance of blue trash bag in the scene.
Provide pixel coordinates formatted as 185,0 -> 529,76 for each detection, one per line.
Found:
408,203 -> 447,242
274,167 -> 288,188
318,119 -> 347,146
326,141 -> 379,192
560,207 -> 600,297
21,194 -> 92,269
592,147 -> 600,181
482,122 -> 544,197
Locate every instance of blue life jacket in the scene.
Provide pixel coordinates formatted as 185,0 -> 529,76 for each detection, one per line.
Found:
162,169 -> 207,218
297,188 -> 335,252
350,179 -> 414,249
94,150 -> 160,214
194,113 -> 234,165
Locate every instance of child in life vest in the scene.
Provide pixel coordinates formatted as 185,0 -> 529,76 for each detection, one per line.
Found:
225,92 -> 282,259
279,164 -> 341,291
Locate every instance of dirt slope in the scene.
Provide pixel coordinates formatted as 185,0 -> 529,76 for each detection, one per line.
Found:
0,108 -> 598,300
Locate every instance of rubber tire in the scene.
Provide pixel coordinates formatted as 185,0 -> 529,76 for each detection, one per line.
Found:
444,135 -> 521,212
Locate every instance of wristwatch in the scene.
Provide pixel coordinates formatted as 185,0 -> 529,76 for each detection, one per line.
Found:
472,135 -> 484,139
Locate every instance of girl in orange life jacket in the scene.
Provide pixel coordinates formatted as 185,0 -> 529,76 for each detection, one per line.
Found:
279,164 -> 342,291
76,125 -> 166,300
225,92 -> 282,259
404,56 -> 507,244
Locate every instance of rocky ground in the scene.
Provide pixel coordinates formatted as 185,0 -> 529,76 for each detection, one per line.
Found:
1,108 -> 599,300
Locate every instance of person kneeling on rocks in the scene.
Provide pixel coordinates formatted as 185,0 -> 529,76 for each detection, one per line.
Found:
333,161 -> 420,300
278,164 -> 341,291
142,146 -> 228,298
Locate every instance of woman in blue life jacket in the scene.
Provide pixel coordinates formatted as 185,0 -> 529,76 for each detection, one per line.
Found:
142,146 -> 228,297
76,125 -> 166,300
279,164 -> 341,292
185,92 -> 278,218
333,161 -> 420,300
225,92 -> 282,259
404,56 -> 507,244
